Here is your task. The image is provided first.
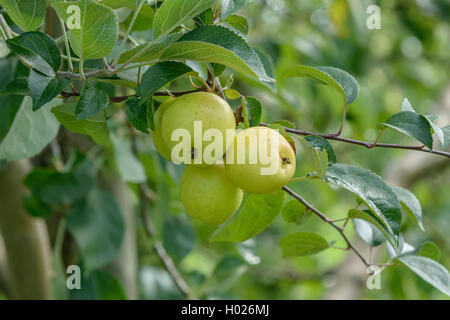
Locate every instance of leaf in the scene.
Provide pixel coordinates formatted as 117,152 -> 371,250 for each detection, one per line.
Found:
117,32 -> 182,64
52,103 -> 110,146
0,0 -> 46,31
326,163 -> 402,236
162,215 -> 196,261
23,195 -> 52,218
193,8 -> 214,26
418,241 -> 441,262
125,97 -> 149,133
300,139 -> 328,179
52,0 -> 118,60
24,159 -> 94,206
152,0 -> 218,40
442,125 -> 450,149
353,217 -> 386,247
67,188 -> 124,272
28,70 -> 69,111
223,14 -> 249,34
210,190 -> 284,242
136,61 -> 195,103
285,65 -> 359,104
6,32 -> 61,77
76,81 -> 109,120
304,135 -> 337,164
386,235 -> 415,259
381,111 -> 433,149
392,185 -> 424,231
111,134 -> 146,183
220,0 -> 249,19
140,267 -> 182,300
123,2 -> 154,32
398,255 -> 450,296
224,88 -> 240,100
0,77 -> 30,96
348,209 -> 396,249
281,200 -> 310,225
69,270 -> 126,300
165,25 -> 271,82
0,97 -> 60,161
244,96 -> 262,127
280,232 -> 329,257
402,98 -> 444,148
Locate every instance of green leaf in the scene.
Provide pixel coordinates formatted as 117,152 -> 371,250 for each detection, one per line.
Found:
70,270 -> 126,300
224,88 -> 240,100
381,111 -> 433,149
300,138 -> 328,179
285,65 -> 359,104
28,70 -> 69,111
111,134 -> 146,183
6,32 -> 61,77
194,8 -> 214,26
0,97 -> 60,161
152,0 -> 218,40
326,163 -> 402,236
76,81 -> 109,120
52,0 -> 118,60
125,97 -> 149,133
136,61 -> 195,103
304,135 -> 337,164
23,195 -> 52,218
402,98 -> 444,148
223,14 -> 249,34
140,267 -> 183,300
67,188 -> 124,272
123,2 -> 154,32
0,0 -> 46,31
348,209 -> 396,249
210,190 -> 284,242
118,33 -> 182,64
443,125 -> 450,149
391,185 -> 424,231
162,215 -> 196,261
281,200 -> 310,224
220,0 -> 249,19
0,77 -> 30,96
99,0 -> 135,9
353,216 -> 386,247
254,47 -> 275,90
24,160 -> 94,206
165,25 -> 271,82
244,96 -> 262,127
398,255 -> 450,296
280,232 -> 329,257
52,102 -> 110,146
418,241 -> 441,262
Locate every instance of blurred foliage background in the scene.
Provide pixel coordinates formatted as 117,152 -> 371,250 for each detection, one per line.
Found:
0,0 -> 449,300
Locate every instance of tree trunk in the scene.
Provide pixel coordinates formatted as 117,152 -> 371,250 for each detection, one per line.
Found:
0,161 -> 53,299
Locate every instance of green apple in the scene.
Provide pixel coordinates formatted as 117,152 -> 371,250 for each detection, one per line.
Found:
160,92 -> 236,165
180,164 -> 243,225
152,97 -> 176,160
224,126 -> 296,194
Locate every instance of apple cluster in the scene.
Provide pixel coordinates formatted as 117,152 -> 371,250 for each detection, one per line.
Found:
151,92 -> 296,225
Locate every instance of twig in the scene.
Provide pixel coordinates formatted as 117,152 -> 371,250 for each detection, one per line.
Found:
60,89 -> 200,102
260,123 -> 450,159
112,0 -> 145,68
59,18 -> 73,73
282,186 -> 370,267
129,129 -> 196,299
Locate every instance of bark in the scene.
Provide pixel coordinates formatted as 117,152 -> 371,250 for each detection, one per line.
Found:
0,161 -> 53,299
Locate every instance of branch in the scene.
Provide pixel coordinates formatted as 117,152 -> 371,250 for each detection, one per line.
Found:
60,89 -> 200,103
260,123 -> 450,159
129,129 -> 196,299
282,186 -> 370,267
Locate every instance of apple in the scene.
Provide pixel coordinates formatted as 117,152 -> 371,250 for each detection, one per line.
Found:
152,97 -> 176,160
179,164 -> 243,225
160,92 -> 236,165
224,126 -> 296,194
